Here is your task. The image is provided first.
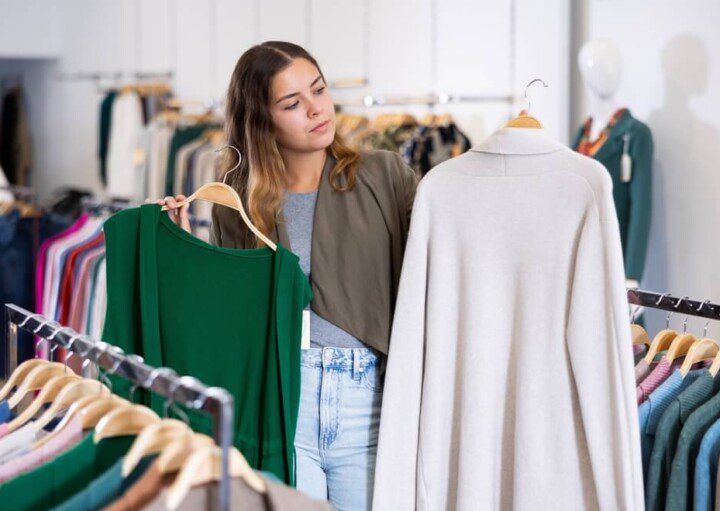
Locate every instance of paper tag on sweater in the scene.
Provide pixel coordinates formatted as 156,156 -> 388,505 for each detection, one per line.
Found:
301,310 -> 310,350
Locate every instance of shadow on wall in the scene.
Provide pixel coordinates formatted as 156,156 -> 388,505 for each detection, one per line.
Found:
643,33 -> 720,333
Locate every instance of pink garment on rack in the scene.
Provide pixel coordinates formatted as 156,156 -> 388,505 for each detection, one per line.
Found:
0,417 -> 82,483
636,357 -> 684,405
0,424 -> 9,439
34,214 -> 90,358
67,245 -> 105,332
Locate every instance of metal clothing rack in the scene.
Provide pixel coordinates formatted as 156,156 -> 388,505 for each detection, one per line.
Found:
627,289 -> 720,321
55,70 -> 174,83
335,92 -> 515,108
3,304 -> 234,511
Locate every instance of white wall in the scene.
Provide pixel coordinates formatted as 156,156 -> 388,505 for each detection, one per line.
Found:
0,0 -> 570,200
577,0 -> 720,332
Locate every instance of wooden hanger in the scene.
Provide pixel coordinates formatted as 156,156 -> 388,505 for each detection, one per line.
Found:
709,348 -> 720,378
665,332 -> 699,362
6,362 -> 70,409
31,379 -> 109,432
33,393 -> 120,449
161,146 -> 277,250
504,78 -> 548,129
122,419 -> 192,476
0,359 -> 48,401
5,373 -> 81,432
94,404 -> 161,442
165,445 -> 267,510
157,433 -> 215,475
644,329 -> 679,363
629,305 -> 651,347
631,324 -> 651,347
681,338 -> 719,377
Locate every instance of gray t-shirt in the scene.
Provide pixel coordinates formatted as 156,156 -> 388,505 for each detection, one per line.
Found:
283,191 -> 367,349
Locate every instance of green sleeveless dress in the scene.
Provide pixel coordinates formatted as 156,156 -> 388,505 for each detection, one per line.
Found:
101,204 -> 312,485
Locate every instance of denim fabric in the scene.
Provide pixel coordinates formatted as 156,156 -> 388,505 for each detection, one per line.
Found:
295,347 -> 384,511
0,212 -> 71,372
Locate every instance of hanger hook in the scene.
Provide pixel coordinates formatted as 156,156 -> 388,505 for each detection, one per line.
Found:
215,145 -> 242,185
654,292 -> 672,328
630,305 -> 642,325
672,296 -> 688,331
523,78 -> 548,115
125,354 -> 145,402
99,345 -> 126,395
696,300 -> 713,337
18,313 -> 42,329
62,329 -> 86,374
163,377 -> 190,425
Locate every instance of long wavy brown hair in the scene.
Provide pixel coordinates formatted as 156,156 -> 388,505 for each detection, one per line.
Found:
222,41 -> 360,245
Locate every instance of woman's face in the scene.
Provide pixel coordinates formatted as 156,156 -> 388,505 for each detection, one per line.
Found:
269,58 -> 336,153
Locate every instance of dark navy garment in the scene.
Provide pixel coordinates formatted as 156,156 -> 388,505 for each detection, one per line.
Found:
0,211 -> 72,373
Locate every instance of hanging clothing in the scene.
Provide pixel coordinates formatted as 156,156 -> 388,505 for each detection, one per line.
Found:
138,116 -> 175,200
694,419 -> 720,511
666,387 -> 720,510
0,209 -> 70,366
0,86 -> 32,186
573,109 -> 653,281
0,432 -> 135,510
373,127 -> 642,511
400,122 -> 472,178
164,124 -> 209,196
102,204 -> 311,484
638,368 -> 706,479
645,370 -> 720,511
210,150 -> 418,355
106,91 -> 144,200
98,91 -> 117,186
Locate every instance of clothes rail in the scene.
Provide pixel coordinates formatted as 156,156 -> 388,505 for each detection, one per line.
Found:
55,70 -> 174,82
334,91 -> 514,108
627,289 -> 720,321
3,304 -> 234,511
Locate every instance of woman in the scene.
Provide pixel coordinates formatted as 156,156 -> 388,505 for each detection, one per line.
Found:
155,41 -> 417,510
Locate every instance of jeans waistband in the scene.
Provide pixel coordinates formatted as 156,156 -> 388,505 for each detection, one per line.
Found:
301,347 -> 383,372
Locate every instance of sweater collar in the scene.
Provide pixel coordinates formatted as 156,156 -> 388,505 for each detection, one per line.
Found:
471,127 -> 566,156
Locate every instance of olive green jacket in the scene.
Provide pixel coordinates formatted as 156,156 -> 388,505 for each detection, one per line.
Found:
210,149 -> 419,355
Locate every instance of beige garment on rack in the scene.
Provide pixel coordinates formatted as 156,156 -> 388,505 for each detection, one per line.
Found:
140,117 -> 175,200
173,138 -> 207,197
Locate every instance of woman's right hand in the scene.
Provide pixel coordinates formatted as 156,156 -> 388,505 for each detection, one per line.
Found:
146,195 -> 191,233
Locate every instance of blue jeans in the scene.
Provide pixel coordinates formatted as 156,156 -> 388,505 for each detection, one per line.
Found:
295,347 -> 385,511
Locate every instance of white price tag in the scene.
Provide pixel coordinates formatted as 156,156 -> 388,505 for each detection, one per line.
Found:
301,310 -> 310,350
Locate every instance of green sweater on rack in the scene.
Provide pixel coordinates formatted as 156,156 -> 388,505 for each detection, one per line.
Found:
573,109 -> 653,281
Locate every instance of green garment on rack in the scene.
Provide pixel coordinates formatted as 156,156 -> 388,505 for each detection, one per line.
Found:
98,91 -> 117,186
50,454 -> 155,511
101,204 -> 312,486
0,434 -> 134,511
164,124 -> 213,196
572,109 -> 653,281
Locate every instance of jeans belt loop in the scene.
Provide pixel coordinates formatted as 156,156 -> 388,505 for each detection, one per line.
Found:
353,350 -> 362,381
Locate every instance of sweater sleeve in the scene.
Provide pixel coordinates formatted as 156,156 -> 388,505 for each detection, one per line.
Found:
625,125 -> 653,281
373,182 -> 429,511
566,196 -> 644,510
